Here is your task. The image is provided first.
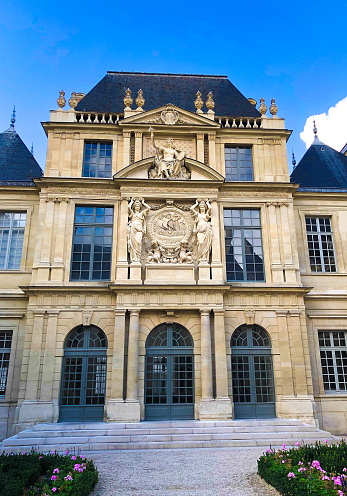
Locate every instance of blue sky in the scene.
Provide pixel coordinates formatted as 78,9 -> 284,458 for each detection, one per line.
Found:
1,0 -> 346,171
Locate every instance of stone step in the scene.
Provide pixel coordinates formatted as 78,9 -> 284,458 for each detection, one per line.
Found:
1,419 -> 337,453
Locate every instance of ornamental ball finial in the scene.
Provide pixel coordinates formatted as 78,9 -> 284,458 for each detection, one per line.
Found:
259,98 -> 267,115
124,88 -> 133,108
194,91 -> 204,111
69,91 -> 78,109
270,98 -> 278,116
206,91 -> 215,111
136,89 -> 145,109
57,90 -> 66,109
10,105 -> 16,128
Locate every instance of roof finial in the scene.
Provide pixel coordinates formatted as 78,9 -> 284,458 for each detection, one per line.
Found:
292,150 -> 296,168
31,142 -> 34,155
10,105 -> 16,129
313,119 -> 318,138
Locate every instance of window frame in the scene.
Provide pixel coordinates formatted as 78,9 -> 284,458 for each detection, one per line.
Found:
70,206 -> 114,282
305,216 -> 337,273
224,208 -> 265,282
0,330 -> 13,399
82,141 -> 113,178
0,211 -> 27,271
224,145 -> 253,182
318,330 -> 347,393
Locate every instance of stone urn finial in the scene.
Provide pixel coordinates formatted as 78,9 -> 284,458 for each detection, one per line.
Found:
136,89 -> 145,109
270,98 -> 278,116
124,88 -> 133,108
57,90 -> 66,109
206,91 -> 215,111
69,91 -> 78,109
194,91 -> 204,111
259,98 -> 267,116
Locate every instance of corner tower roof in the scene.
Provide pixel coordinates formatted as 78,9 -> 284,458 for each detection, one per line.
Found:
290,135 -> 347,189
75,71 -> 261,117
0,127 -> 43,185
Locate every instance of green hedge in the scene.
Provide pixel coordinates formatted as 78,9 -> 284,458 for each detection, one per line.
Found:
258,441 -> 347,496
0,451 -> 98,496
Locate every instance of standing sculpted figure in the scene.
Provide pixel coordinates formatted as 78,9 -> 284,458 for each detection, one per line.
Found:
127,198 -> 151,263
190,199 -> 213,263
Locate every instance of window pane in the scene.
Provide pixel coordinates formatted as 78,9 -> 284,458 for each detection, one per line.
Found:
319,330 -> 347,392
306,217 -> 336,272
225,146 -> 253,182
0,212 -> 26,270
0,331 -> 12,397
82,142 -> 112,178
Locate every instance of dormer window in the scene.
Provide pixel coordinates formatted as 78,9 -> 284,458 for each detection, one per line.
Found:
82,142 -> 112,178
225,146 -> 253,181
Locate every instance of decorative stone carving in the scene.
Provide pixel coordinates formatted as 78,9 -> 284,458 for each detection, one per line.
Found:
148,128 -> 191,180
127,198 -> 151,263
259,98 -> 267,115
206,91 -> 215,111
57,91 -> 66,109
136,89 -> 145,109
69,92 -> 78,109
161,104 -> 179,125
270,98 -> 278,116
124,88 -> 133,108
190,199 -> 213,263
194,91 -> 204,111
146,205 -> 193,264
82,310 -> 93,326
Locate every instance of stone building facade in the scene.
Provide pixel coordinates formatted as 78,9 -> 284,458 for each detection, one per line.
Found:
0,72 -> 347,439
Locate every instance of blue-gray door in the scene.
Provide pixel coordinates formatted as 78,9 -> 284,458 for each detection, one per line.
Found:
145,323 -> 194,420
231,325 -> 275,419
59,326 -> 107,422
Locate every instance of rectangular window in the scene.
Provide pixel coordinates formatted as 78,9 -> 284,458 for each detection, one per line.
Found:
306,217 -> 336,272
71,206 -> 113,281
318,330 -> 347,392
0,330 -> 12,397
224,209 -> 265,282
225,146 -> 253,181
82,142 -> 112,178
0,212 -> 26,270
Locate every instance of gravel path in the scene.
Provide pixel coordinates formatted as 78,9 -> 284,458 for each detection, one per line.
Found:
88,448 -> 280,496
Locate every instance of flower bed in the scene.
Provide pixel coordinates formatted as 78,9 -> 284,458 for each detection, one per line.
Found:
0,451 -> 98,496
258,440 -> 347,495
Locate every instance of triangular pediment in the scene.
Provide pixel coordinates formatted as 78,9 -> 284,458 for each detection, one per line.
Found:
120,104 -> 220,127
114,156 -> 225,181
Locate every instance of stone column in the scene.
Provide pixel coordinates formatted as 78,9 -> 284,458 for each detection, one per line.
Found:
123,131 -> 131,168
37,198 -> 55,281
288,311 -> 310,396
51,198 -> 69,281
134,132 -> 143,162
266,202 -> 283,283
196,134 -> 205,163
116,198 -> 129,282
279,202 -> 297,283
107,309 -> 129,421
200,310 -> 213,401
213,310 -> 233,418
208,134 -> 216,170
210,200 -> 223,282
40,310 -> 59,402
126,310 -> 140,403
276,310 -> 294,397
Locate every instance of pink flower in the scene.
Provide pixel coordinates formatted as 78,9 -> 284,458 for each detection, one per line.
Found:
39,456 -> 43,459
65,450 -> 69,454
298,467 -> 307,472
52,489 -> 57,493
80,455 -> 85,459
288,472 -> 295,479
53,468 -> 59,474
322,475 -> 330,480
22,451 -> 26,455
325,440 -> 328,443
282,460 -> 285,464
74,463 -> 81,470
298,461 -> 303,466
343,468 -> 347,473
64,474 -> 73,481
337,491 -> 344,496
71,455 -> 76,460
51,475 -> 57,481
295,442 -> 300,446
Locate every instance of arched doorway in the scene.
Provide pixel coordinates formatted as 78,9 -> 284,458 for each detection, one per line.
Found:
59,325 -> 107,422
145,323 -> 194,420
231,325 -> 275,419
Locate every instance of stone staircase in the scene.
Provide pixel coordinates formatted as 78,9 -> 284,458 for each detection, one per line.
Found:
0,419 -> 339,453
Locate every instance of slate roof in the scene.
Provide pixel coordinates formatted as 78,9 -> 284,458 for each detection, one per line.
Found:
75,72 -> 261,117
290,136 -> 347,189
0,127 -> 43,185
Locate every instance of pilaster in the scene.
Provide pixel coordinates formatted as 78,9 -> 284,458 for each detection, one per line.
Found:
210,200 -> 223,282
208,134 -> 216,170
134,132 -> 143,162
213,309 -> 233,418
124,310 -> 141,421
116,198 -> 129,283
123,131 -> 131,168
51,198 -> 69,282
196,134 -> 204,163
266,202 -> 284,283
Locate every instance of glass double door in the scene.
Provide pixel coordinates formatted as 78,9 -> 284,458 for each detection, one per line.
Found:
145,352 -> 194,420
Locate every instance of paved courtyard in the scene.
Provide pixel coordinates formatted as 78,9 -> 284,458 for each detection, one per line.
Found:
89,448 -> 280,496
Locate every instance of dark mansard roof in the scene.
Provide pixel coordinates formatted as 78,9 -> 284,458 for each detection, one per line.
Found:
0,127 -> 43,185
290,136 -> 347,190
75,71 -> 261,118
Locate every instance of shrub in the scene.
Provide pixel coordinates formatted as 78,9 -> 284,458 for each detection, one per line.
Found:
0,451 -> 98,496
258,441 -> 347,496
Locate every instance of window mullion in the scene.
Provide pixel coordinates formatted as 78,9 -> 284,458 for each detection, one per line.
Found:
4,222 -> 13,270
316,221 -> 326,273
89,225 -> 95,280
96,143 -> 101,177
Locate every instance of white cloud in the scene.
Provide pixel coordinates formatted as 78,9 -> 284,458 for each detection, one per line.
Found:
300,96 -> 347,152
